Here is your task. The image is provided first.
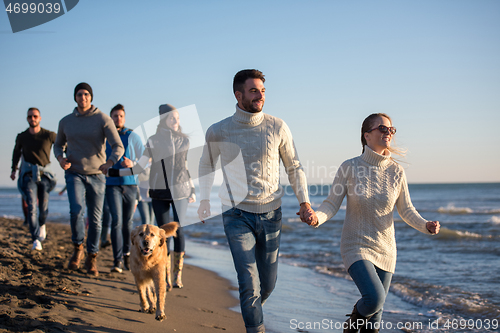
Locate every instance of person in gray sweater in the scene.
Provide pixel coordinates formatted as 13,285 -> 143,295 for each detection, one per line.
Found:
54,82 -> 124,277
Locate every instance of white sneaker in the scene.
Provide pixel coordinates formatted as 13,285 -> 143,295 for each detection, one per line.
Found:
39,225 -> 47,241
32,240 -> 42,251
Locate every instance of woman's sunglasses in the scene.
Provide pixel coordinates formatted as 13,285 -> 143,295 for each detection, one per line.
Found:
366,125 -> 396,135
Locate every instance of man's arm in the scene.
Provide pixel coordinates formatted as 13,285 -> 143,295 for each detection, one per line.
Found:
54,120 -> 71,170
197,127 -> 220,221
11,134 -> 22,180
130,131 -> 145,161
121,131 -> 145,168
50,131 -> 57,144
53,120 -> 66,161
278,121 -> 316,224
99,116 -> 124,174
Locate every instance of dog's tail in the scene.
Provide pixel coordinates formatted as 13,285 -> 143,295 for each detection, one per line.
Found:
160,222 -> 179,238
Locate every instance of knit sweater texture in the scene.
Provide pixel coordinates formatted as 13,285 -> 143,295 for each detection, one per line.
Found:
54,107 -> 124,175
199,105 -> 309,214
315,146 -> 430,273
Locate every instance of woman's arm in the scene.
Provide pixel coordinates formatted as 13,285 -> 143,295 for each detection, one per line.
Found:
395,170 -> 439,234
108,154 -> 150,177
313,161 -> 350,227
185,161 -> 196,203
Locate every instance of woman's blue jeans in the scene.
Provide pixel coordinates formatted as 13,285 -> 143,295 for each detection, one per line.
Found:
151,198 -> 188,253
222,206 -> 282,333
348,260 -> 393,327
65,171 -> 106,254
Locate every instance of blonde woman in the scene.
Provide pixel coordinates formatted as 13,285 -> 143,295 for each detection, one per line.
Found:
303,113 -> 440,333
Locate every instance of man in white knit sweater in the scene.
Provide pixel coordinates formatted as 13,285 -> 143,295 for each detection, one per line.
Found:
198,69 -> 315,333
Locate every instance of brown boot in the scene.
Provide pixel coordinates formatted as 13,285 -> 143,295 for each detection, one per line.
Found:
173,251 -> 185,288
166,252 -> 172,291
344,304 -> 370,333
68,243 -> 84,270
84,253 -> 99,277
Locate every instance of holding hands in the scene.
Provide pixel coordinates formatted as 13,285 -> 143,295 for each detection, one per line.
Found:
297,202 -> 319,227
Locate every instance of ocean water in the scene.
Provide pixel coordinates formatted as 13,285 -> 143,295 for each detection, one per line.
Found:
1,183 -> 499,332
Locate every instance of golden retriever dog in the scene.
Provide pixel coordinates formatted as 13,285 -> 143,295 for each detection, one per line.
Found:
130,222 -> 179,321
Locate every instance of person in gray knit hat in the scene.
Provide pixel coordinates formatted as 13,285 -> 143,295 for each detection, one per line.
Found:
107,103 -> 196,289
54,82 -> 124,277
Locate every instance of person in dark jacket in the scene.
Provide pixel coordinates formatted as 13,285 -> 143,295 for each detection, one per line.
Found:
11,107 -> 57,251
107,104 -> 195,289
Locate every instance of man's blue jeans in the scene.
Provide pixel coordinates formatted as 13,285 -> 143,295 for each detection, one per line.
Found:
21,174 -> 51,242
100,197 -> 111,244
222,206 -> 282,333
348,260 -> 393,328
65,171 -> 106,254
106,185 -> 138,265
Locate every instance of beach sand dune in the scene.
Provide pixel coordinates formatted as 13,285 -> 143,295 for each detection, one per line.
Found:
0,218 -> 245,332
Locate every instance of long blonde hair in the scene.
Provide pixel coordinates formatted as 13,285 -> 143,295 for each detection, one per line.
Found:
361,113 -> 406,158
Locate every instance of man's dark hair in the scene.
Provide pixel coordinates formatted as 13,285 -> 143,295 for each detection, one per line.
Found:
233,69 -> 265,93
110,104 -> 125,116
27,107 -> 40,115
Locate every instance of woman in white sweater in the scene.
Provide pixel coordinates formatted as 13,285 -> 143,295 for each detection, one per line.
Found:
305,113 -> 440,333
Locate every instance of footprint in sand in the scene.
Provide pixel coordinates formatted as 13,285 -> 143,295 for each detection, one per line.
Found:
201,323 -> 227,330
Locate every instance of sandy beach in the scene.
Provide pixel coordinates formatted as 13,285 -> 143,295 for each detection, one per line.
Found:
0,217 -> 245,332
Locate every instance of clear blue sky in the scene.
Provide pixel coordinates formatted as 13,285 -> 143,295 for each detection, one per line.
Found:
1,0 -> 499,187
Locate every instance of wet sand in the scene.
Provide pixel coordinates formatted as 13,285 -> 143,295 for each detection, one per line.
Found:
0,217 -> 245,332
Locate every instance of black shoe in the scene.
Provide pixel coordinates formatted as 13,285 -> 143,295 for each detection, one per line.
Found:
123,254 -> 130,271
100,240 -> 111,249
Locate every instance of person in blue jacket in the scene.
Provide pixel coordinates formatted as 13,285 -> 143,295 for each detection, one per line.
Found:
105,104 -> 144,273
